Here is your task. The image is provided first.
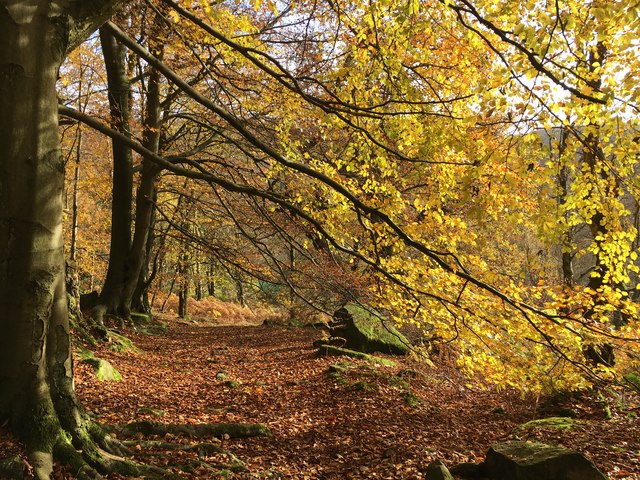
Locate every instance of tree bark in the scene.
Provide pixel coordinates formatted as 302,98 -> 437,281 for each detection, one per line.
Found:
0,2 -> 126,478
95,25 -> 134,321
178,253 -> 189,318
129,28 -> 164,314
208,261 -> 216,297
97,20 -> 164,320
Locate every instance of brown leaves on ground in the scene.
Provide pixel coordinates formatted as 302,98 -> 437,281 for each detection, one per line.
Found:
1,315 -> 639,479
77,316 -> 640,479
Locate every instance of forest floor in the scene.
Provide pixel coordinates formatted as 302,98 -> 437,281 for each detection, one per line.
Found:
1,309 -> 640,479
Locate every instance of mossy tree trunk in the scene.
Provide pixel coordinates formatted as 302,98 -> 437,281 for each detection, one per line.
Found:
0,2 -> 126,478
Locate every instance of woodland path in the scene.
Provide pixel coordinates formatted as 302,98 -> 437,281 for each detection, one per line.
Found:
2,318 -> 639,479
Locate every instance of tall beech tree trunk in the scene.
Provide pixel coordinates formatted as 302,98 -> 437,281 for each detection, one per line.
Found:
95,25 -> 134,321
96,22 -> 164,320
0,2 -> 127,478
128,31 -> 164,314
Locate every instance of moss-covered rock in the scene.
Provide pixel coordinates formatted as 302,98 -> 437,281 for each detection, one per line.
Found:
107,331 -> 142,353
424,460 -> 454,480
483,440 -> 608,480
328,304 -> 409,355
78,348 -> 122,382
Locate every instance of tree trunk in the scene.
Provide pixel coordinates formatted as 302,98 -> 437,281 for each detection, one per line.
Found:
555,127 -> 574,289
0,3 -> 125,478
178,253 -> 189,318
208,262 -> 216,297
96,25 -> 134,321
195,260 -> 204,300
70,113 -> 82,263
235,274 -> 245,307
123,161 -> 159,313
131,184 -> 158,313
178,285 -> 188,318
128,30 -> 164,314
0,6 -> 77,476
98,22 -> 164,320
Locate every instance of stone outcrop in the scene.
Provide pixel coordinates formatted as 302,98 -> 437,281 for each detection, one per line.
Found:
324,303 -> 409,355
482,440 -> 608,480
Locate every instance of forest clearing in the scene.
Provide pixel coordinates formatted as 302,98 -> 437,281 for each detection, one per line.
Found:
2,299 -> 639,479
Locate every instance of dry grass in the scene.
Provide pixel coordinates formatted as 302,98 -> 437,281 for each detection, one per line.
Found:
150,291 -> 287,326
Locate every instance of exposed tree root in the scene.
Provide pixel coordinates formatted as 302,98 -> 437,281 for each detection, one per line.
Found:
0,455 -> 27,479
13,391 -> 269,479
32,420 -> 272,478
17,419 -> 186,480
180,458 -> 247,476
122,440 -> 248,473
122,439 -> 238,457
112,420 -> 273,438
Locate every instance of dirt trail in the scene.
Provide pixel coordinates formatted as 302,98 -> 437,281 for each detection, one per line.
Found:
2,318 -> 638,478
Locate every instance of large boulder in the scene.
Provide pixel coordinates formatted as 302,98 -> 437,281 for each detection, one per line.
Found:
483,440 -> 608,480
328,303 -> 409,355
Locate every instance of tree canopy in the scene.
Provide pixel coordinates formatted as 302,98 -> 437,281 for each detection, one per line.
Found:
59,0 -> 640,393
1,0 -> 639,477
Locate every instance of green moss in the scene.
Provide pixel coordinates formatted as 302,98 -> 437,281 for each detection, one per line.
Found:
77,347 -> 95,362
107,331 -> 142,354
74,422 -> 106,467
327,371 -> 347,384
387,375 -> 410,389
403,391 -> 421,408
53,437 -> 88,473
0,455 -> 25,478
79,353 -> 122,382
350,380 -> 376,392
18,397 -> 61,454
623,372 -> 640,390
328,363 -> 348,374
514,416 -> 575,433
131,313 -> 168,336
343,303 -> 410,354
130,312 -> 153,324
